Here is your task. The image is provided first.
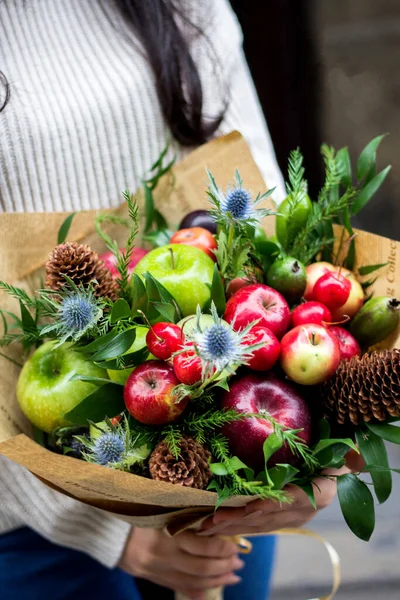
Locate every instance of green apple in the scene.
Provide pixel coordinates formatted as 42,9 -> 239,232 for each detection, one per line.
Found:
107,325 -> 154,385
17,341 -> 107,433
133,244 -> 214,317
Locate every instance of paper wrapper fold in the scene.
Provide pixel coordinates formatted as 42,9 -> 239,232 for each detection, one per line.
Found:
0,131 -> 399,533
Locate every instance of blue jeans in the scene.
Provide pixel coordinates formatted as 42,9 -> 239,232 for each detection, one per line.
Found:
0,527 -> 275,599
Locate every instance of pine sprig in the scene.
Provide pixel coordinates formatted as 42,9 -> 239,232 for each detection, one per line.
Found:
0,282 -> 38,309
209,435 -> 290,504
115,192 -> 139,304
283,149 -> 309,248
162,426 -> 183,460
266,416 -> 318,470
183,409 -> 247,445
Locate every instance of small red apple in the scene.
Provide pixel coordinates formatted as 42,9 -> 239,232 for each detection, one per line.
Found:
100,247 -> 148,279
313,271 -> 351,310
146,323 -> 184,360
329,326 -> 361,361
304,262 -> 335,300
330,276 -> 364,321
224,284 -> 291,340
221,372 -> 312,471
280,323 -> 341,385
291,301 -> 332,328
170,227 -> 217,261
173,348 -> 203,385
245,326 -> 280,371
124,361 -> 188,425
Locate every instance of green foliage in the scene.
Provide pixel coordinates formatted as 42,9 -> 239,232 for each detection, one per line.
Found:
356,427 -> 391,504
337,473 -> 375,541
57,213 -> 76,244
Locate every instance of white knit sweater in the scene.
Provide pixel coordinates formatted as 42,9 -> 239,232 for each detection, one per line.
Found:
0,0 -> 285,567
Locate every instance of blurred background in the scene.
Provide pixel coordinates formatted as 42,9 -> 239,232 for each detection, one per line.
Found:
230,1 -> 400,598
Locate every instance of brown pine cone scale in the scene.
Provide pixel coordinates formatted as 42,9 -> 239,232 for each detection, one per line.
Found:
149,437 -> 212,490
45,242 -> 118,301
322,349 -> 400,426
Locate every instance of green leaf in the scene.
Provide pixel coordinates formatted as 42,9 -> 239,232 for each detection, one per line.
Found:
143,184 -> 155,233
142,229 -> 173,248
33,426 -> 46,447
365,422 -> 400,445
268,464 -> 299,490
337,147 -> 352,187
210,462 -> 229,476
150,301 -> 176,323
131,274 -> 148,317
263,433 -> 283,466
97,346 -> 149,370
64,383 -> 125,425
358,263 -> 388,276
77,330 -> 120,354
145,273 -> 183,321
57,212 -> 76,244
153,209 -> 169,230
351,166 -> 391,215
69,374 -> 118,386
228,457 -> 248,472
110,299 -> 131,323
318,418 -> 331,440
341,204 -> 356,271
337,473 -> 375,541
294,483 -> 316,509
91,329 -> 136,362
213,378 -> 230,391
361,276 -> 378,290
19,301 -> 37,333
312,438 -> 358,456
209,264 -> 226,315
356,428 -> 391,504
356,134 -> 387,181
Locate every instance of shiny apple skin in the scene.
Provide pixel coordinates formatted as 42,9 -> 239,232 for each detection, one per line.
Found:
221,372 -> 312,470
224,284 -> 291,340
280,324 -> 341,385
291,301 -> 332,328
246,326 -> 281,371
304,262 -> 335,300
330,277 -> 364,321
124,361 -> 188,425
170,227 -> 217,261
329,326 -> 361,361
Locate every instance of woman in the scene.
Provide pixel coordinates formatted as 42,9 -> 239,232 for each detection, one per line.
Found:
0,2 -> 339,599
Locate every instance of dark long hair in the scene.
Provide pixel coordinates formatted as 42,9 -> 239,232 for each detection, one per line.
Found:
0,0 -> 224,146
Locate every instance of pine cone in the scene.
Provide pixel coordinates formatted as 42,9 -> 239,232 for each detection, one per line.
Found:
322,349 -> 400,426
149,437 -> 212,489
45,242 -> 118,300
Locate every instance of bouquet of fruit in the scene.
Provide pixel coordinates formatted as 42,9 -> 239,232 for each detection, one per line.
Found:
0,132 -> 399,555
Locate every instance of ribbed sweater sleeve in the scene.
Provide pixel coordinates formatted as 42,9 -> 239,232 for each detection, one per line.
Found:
0,457 -> 132,568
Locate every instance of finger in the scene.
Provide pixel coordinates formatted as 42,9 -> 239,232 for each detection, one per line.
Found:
160,570 -> 242,592
175,549 -> 244,578
177,530 -> 239,558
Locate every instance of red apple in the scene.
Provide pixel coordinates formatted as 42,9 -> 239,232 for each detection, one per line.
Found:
170,227 -> 217,261
304,262 -> 335,300
224,284 -> 290,340
245,326 -> 280,371
305,262 -> 364,320
100,247 -> 148,279
221,372 -> 312,470
124,361 -> 188,425
280,324 -> 341,385
313,271 -> 351,310
329,326 -> 361,361
291,301 -> 332,328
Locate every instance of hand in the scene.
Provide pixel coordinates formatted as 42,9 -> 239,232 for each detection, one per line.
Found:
118,527 -> 244,599
200,452 -> 365,538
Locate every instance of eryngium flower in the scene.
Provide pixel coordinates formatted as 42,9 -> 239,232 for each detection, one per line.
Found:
92,432 -> 125,465
206,169 -> 275,227
183,303 -> 264,380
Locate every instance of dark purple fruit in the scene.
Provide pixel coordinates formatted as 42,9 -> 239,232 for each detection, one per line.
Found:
179,210 -> 217,234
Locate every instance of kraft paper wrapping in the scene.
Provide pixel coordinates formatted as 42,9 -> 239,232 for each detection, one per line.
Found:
0,132 -> 399,600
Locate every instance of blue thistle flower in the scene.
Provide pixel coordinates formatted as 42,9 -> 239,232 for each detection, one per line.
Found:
40,282 -> 103,344
59,294 -> 100,335
92,432 -> 125,465
221,188 -> 254,220
206,168 -> 276,227
186,303 -> 264,380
